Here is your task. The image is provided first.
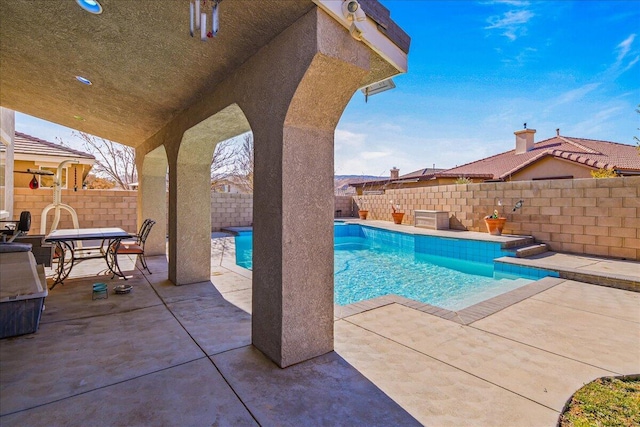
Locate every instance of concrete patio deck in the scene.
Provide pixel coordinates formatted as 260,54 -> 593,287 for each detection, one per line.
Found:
1,235 -> 639,426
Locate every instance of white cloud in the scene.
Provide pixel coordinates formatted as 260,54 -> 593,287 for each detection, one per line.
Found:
543,83 -> 601,114
616,33 -> 635,61
567,105 -> 625,136
334,129 -> 366,153
604,34 -> 638,79
501,47 -> 538,65
485,10 -> 535,41
621,55 -> 639,73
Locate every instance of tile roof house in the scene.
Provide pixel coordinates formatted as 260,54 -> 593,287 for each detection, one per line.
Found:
352,129 -> 640,192
349,166 -> 448,193
2,132 -> 95,189
446,129 -> 640,181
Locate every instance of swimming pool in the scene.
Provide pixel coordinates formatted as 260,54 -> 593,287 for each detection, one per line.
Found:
233,223 -> 558,310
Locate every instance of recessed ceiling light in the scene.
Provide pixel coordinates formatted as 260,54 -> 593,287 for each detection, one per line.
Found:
76,0 -> 103,14
75,75 -> 92,85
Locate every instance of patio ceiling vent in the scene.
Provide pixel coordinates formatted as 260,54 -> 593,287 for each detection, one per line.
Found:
76,0 -> 103,15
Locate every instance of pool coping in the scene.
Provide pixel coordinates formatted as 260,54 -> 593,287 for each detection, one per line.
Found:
218,222 -> 640,324
334,276 -> 565,325
338,219 -> 535,249
495,256 -> 640,292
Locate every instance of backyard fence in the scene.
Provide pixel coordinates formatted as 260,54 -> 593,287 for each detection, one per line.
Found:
354,176 -> 640,261
210,192 -> 253,230
13,188 -> 138,234
10,175 -> 640,260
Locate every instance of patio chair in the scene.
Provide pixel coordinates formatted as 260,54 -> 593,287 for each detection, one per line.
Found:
111,219 -> 156,274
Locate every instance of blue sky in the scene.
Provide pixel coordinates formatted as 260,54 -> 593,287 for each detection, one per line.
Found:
15,1 -> 640,177
335,0 -> 639,175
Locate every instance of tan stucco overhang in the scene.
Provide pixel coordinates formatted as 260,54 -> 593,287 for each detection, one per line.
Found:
0,0 -> 411,368
0,0 -> 409,148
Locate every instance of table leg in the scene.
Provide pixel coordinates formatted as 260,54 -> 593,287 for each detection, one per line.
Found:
50,241 -> 74,289
106,238 -> 128,280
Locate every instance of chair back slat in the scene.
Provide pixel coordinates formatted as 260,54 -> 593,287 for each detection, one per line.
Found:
137,219 -> 156,249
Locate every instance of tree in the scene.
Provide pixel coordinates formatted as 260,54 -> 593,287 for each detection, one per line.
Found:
67,132 -> 138,190
590,168 -> 619,179
210,132 -> 254,193
233,133 -> 254,192
84,174 -> 116,189
210,138 -> 242,188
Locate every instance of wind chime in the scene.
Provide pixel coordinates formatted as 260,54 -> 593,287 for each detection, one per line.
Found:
189,0 -> 220,41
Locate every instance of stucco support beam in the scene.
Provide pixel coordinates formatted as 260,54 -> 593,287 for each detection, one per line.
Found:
1,108 -> 15,219
136,146 -> 168,257
169,105 -> 251,285
135,7 -> 375,366
246,10 -> 370,367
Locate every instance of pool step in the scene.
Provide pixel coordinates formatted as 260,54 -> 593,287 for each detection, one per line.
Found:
507,243 -> 549,258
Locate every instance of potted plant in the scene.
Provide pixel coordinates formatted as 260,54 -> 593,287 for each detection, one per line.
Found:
354,194 -> 368,219
484,209 -> 506,235
391,201 -> 404,224
356,181 -> 370,220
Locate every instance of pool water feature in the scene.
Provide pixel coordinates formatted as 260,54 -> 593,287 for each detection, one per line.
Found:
233,223 -> 557,311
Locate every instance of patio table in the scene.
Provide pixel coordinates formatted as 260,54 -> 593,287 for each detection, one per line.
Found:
45,228 -> 133,289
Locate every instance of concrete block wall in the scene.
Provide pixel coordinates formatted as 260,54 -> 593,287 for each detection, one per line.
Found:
334,195 -> 355,217
354,176 -> 640,261
13,187 -> 138,234
211,192 -> 253,231
13,176 -> 638,260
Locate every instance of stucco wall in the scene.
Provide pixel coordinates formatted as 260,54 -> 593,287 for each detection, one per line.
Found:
354,176 -> 640,261
13,160 -> 89,189
512,156 -> 594,180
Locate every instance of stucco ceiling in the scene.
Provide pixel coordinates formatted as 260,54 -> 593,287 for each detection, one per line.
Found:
0,0 -> 315,147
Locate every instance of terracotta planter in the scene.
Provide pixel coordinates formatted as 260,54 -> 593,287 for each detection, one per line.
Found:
358,210 -> 368,220
392,212 -> 404,224
484,217 -> 507,236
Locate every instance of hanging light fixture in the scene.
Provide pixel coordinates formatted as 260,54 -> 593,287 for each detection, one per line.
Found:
189,0 -> 220,40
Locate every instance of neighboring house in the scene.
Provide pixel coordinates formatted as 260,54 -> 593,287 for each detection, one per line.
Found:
2,132 -> 95,190
349,166 -> 449,194
211,175 -> 252,194
445,129 -> 640,181
351,129 -> 640,193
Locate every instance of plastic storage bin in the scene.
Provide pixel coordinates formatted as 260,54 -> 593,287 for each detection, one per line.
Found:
0,245 -> 48,338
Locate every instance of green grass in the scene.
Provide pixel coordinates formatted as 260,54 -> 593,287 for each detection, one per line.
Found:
559,377 -> 640,427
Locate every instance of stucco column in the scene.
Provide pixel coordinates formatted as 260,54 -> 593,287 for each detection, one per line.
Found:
170,160 -> 212,284
137,146 -> 168,256
248,10 -> 370,368
169,105 -> 250,285
0,108 -> 15,218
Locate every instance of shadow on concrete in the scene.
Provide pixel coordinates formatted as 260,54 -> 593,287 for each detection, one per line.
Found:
0,256 -> 419,426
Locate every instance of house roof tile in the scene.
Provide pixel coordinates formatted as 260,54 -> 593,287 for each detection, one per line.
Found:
444,136 -> 640,180
1,132 -> 95,160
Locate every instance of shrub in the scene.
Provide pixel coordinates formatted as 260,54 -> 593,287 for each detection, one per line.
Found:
454,177 -> 473,184
590,168 -> 619,179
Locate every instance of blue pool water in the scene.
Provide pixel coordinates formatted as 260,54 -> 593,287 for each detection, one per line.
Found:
234,224 -> 558,310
